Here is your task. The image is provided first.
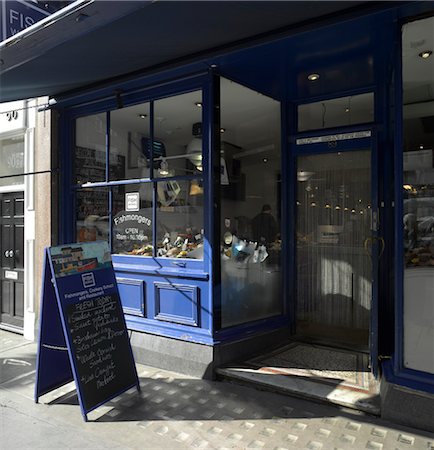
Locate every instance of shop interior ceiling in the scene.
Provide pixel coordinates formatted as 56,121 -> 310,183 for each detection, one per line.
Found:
402,16 -> 434,151
2,0 -> 396,103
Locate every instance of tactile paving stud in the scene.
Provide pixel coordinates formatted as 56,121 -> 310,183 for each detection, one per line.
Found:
398,434 -> 415,445
292,422 -> 307,431
207,426 -> 223,435
315,428 -> 331,438
260,427 -> 276,437
322,417 -> 338,426
340,434 -> 356,444
155,425 -> 169,436
366,441 -> 383,450
202,410 -> 215,419
306,441 -> 323,450
247,440 -> 265,448
285,434 -> 298,444
191,439 -> 208,448
240,422 -> 255,430
175,432 -> 190,442
281,406 -> 294,416
228,433 -> 243,441
371,428 -> 387,438
346,422 -> 362,432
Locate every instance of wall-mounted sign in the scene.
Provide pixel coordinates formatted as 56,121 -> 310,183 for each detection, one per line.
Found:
5,270 -> 18,280
35,241 -> 139,421
1,0 -> 50,41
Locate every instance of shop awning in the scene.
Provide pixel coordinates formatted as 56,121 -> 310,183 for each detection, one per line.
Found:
0,0 -> 371,103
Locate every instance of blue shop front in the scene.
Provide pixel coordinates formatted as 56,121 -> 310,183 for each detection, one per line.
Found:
2,0 -> 433,430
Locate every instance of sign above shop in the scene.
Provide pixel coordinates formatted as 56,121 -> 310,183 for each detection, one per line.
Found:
296,130 -> 372,145
1,0 -> 50,41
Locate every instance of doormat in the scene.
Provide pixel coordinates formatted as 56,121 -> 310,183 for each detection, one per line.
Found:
247,343 -> 378,393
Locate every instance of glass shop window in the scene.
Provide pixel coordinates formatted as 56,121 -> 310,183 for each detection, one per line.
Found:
76,188 -> 109,242
154,91 -> 203,177
74,113 -> 107,184
112,183 -> 153,256
220,78 -> 282,328
0,136 -> 24,186
402,16 -> 434,375
156,179 -> 204,259
298,92 -> 374,132
110,103 -> 151,181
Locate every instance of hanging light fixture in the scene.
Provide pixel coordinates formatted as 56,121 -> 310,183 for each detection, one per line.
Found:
297,170 -> 314,181
159,159 -> 169,176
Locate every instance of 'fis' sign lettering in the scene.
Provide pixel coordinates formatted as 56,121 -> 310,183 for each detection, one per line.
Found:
1,0 -> 50,41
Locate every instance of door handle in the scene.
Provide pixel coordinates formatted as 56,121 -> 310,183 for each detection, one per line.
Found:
364,237 -> 385,259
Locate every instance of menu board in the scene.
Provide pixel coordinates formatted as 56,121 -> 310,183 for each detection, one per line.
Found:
35,241 -> 139,421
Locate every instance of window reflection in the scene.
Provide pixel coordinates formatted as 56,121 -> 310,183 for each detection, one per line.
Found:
0,136 -> 24,186
298,93 -> 374,132
110,103 -> 151,181
220,78 -> 282,328
76,188 -> 109,242
402,15 -> 434,375
74,113 -> 106,184
154,91 -> 203,177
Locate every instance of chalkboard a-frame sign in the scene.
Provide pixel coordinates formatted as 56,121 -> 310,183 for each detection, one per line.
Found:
35,241 -> 140,421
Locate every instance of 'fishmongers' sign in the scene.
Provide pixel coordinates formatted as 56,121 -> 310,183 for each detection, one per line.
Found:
35,241 -> 139,421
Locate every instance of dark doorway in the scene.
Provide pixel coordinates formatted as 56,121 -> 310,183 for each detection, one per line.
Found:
0,192 -> 25,331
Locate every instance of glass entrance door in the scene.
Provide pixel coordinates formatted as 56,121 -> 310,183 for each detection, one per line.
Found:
296,149 -> 373,348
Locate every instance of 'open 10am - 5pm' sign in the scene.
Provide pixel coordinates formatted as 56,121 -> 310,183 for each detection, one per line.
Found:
35,241 -> 139,421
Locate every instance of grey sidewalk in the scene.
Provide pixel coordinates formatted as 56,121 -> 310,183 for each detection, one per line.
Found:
1,330 -> 433,450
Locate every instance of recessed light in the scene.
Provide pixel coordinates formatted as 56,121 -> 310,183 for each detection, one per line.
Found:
195,102 -> 203,108
263,157 -> 268,163
419,145 -> 424,149
220,128 -> 226,133
307,73 -> 320,81
345,108 -> 350,113
138,114 -> 147,119
419,50 -> 432,59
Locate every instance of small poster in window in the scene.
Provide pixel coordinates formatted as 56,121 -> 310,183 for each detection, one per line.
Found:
125,192 -> 140,211
221,157 -> 229,185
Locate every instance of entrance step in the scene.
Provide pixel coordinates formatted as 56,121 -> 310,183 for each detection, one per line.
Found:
216,343 -> 381,416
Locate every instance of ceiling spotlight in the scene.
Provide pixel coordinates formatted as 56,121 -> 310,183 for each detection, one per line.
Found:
195,102 -> 203,108
307,73 -> 320,81
419,145 -> 424,150
345,108 -> 350,113
263,157 -> 268,163
419,50 -> 432,59
138,114 -> 147,119
220,128 -> 226,133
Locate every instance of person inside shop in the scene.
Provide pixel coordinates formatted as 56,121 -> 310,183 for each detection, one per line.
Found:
251,204 -> 278,246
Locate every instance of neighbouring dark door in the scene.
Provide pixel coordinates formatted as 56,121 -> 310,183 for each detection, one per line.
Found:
0,192 -> 25,331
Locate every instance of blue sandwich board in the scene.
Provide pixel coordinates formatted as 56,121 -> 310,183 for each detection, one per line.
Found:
35,241 -> 140,422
